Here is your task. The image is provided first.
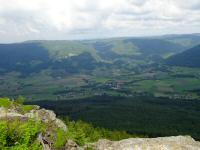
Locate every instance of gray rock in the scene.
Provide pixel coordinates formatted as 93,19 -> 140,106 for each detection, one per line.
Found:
0,106 -> 67,131
65,140 -> 83,150
0,107 -> 7,113
55,118 -> 67,131
25,108 -> 67,131
93,136 -> 200,150
0,107 -> 25,119
38,133 -> 51,150
25,109 -> 56,123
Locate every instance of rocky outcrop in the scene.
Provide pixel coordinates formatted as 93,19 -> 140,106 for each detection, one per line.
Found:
0,107 -> 29,121
93,136 -> 200,150
0,106 -> 67,131
25,108 -> 67,131
0,105 -> 68,150
0,107 -> 24,118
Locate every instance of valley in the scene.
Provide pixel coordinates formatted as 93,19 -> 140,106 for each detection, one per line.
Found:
1,34 -> 200,141
1,65 -> 200,101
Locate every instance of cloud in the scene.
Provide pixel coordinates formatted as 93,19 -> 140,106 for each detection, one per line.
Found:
0,0 -> 199,42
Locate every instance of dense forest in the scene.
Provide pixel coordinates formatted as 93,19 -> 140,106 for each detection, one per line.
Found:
28,95 -> 200,140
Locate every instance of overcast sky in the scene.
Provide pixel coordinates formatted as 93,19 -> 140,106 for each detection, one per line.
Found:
0,0 -> 200,42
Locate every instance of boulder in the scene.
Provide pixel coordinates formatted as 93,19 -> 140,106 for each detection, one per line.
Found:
25,108 -> 67,131
0,107 -> 26,119
93,136 -> 200,150
65,140 -> 83,150
0,106 -> 67,131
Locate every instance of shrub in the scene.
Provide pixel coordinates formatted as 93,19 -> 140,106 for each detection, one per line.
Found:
52,128 -> 68,149
63,118 -> 134,146
0,119 -> 43,150
15,95 -> 25,105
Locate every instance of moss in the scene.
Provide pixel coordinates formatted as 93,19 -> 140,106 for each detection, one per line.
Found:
0,98 -> 12,108
22,105 -> 35,114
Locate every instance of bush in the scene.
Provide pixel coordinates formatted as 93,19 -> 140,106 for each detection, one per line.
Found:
0,120 -> 43,149
15,95 -> 25,105
63,118 -> 134,146
52,128 -> 68,149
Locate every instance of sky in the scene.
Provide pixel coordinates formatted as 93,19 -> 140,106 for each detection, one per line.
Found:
0,0 -> 200,42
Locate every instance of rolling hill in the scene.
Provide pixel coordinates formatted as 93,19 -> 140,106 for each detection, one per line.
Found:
1,34 -> 200,76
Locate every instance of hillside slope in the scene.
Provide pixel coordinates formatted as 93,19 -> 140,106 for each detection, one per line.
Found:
166,45 -> 200,67
0,42 -> 100,75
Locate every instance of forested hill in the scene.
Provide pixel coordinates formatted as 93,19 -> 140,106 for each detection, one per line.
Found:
166,45 -> 200,68
0,34 -> 200,76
